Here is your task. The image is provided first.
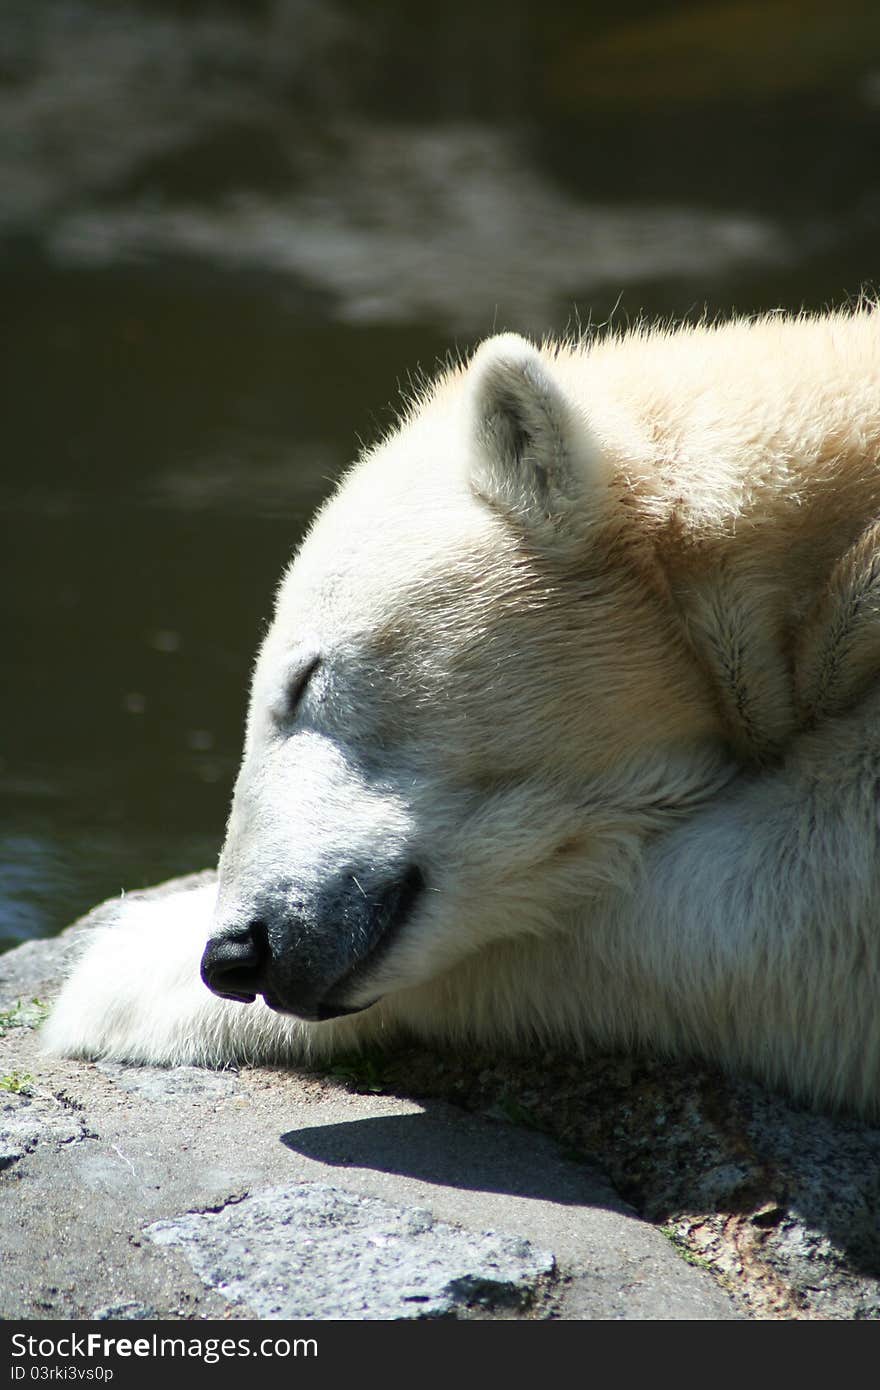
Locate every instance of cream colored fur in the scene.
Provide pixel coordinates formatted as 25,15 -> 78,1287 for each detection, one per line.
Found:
44,308 -> 880,1117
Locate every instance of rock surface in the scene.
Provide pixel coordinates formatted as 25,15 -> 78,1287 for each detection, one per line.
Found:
2,877 -> 879,1320
148,1182 -> 556,1320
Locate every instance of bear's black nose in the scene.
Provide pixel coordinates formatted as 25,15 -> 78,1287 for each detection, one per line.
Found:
200,923 -> 267,1003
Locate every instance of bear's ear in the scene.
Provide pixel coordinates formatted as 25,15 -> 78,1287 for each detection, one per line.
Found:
467,333 -> 605,530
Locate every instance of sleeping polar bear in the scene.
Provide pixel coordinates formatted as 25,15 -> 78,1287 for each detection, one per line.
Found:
44,308 -> 880,1118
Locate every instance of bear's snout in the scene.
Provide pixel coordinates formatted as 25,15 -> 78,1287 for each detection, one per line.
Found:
203,863 -> 426,1021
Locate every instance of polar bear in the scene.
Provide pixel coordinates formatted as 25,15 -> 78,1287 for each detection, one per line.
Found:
44,309 -> 880,1117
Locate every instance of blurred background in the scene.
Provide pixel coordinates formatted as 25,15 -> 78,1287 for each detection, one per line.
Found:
2,0 -> 879,949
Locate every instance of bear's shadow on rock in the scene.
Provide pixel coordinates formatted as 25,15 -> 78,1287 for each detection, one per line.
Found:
281,1048 -> 880,1298
280,1105 -> 628,1212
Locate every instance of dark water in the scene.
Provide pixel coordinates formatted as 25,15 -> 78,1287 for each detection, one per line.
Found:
2,0 -> 879,949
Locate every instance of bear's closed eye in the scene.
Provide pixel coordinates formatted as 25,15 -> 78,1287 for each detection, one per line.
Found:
285,654 -> 322,720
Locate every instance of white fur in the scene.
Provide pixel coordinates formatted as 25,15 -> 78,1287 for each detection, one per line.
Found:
44,309 -> 880,1117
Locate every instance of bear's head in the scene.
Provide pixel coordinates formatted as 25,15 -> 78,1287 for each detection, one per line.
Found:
200,334 -> 729,1022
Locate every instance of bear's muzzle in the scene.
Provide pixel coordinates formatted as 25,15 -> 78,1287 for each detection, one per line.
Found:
200,863 -> 425,1020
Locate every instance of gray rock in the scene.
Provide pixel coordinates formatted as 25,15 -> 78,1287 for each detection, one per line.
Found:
0,1091 -> 92,1171
97,1063 -> 239,1101
23,874 -> 880,1318
0,878 -> 743,1320
148,1182 -> 555,1319
91,1302 -> 158,1321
